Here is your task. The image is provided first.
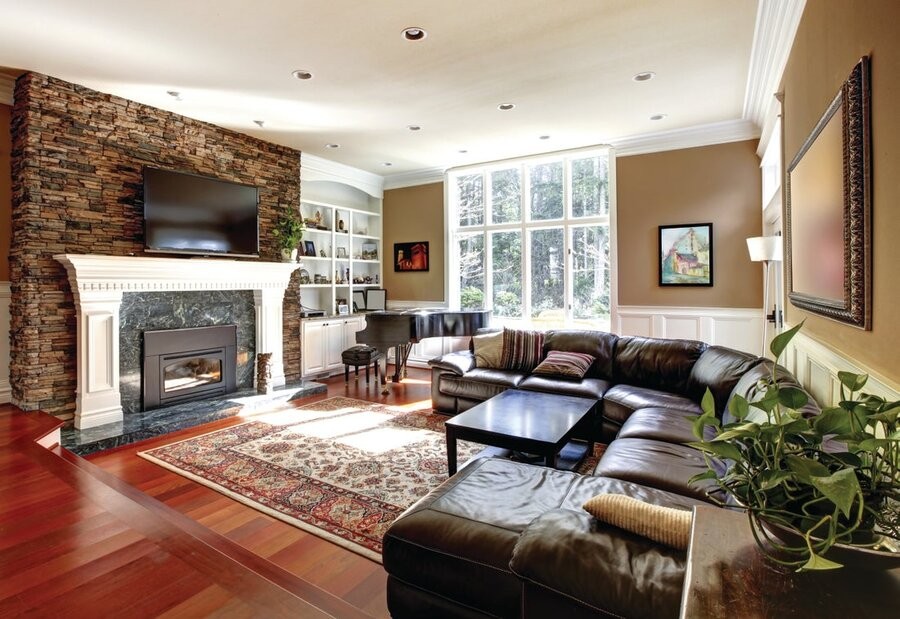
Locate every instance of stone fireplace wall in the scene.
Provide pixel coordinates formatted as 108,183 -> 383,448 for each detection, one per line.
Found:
9,72 -> 302,418
119,290 -> 256,414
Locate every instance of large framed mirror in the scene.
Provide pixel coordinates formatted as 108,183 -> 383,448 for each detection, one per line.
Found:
785,56 -> 871,330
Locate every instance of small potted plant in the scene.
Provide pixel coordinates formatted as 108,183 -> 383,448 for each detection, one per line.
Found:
690,322 -> 899,571
272,208 -> 305,262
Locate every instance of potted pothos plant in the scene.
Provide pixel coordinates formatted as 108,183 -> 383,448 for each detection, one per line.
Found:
272,208 -> 305,262
690,322 -> 900,571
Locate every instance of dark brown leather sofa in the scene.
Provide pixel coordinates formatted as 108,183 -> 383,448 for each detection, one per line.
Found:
383,330 -> 819,618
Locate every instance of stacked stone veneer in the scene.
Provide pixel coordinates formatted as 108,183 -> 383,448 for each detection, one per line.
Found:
9,73 -> 302,418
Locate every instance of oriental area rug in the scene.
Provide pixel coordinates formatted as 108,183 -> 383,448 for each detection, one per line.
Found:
139,396 -> 604,562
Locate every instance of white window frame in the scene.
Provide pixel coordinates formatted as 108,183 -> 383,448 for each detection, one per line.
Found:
444,146 -> 617,330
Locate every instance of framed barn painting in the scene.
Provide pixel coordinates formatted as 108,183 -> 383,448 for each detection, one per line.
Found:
659,223 -> 713,286
394,241 -> 429,272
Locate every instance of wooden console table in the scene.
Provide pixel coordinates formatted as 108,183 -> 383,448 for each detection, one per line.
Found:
681,505 -> 900,618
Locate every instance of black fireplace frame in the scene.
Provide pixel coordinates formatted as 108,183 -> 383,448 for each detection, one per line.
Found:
143,325 -> 238,410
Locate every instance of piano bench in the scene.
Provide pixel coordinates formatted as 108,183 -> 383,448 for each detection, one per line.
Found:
341,346 -> 385,384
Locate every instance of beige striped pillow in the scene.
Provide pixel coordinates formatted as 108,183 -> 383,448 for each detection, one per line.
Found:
583,494 -> 692,550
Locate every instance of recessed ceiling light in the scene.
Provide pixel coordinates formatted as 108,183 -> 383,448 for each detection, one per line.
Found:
166,90 -> 182,101
325,143 -> 340,149
458,149 -> 468,154
253,120 -> 265,128
539,135 -> 551,140
649,113 -> 667,121
407,125 -> 421,131
497,103 -> 516,111
401,26 -> 427,41
291,69 -> 313,80
632,71 -> 656,82
382,162 -> 393,167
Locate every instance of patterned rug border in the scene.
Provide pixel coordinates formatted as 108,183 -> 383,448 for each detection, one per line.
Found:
138,447 -> 384,563
136,396 -> 436,564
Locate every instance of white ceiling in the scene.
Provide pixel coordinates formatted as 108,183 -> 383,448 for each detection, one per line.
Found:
0,0 -> 760,177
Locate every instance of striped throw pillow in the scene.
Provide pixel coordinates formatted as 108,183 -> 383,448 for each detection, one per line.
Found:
532,350 -> 595,380
500,328 -> 545,372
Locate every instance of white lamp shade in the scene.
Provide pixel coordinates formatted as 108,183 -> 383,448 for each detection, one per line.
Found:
746,236 -> 783,262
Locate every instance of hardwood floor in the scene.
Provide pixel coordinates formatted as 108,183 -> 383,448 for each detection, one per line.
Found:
85,366 -> 435,618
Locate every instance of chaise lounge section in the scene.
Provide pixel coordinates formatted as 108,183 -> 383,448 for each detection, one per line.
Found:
384,330 -> 819,618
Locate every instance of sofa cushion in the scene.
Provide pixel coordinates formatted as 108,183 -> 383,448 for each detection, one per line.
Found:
500,328 -> 545,372
616,407 -> 716,443
384,458 -> 704,619
593,438 -> 724,502
531,350 -> 594,380
510,508 -> 690,619
543,329 -> 618,379
687,346 -> 764,416
603,384 -> 701,426
439,369 -> 527,402
613,335 -> 707,395
473,330 -> 504,368
519,376 -> 611,401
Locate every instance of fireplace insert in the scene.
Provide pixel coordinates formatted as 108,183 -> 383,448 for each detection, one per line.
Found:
143,325 -> 238,410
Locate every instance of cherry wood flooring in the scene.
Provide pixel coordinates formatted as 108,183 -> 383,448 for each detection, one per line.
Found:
1,366 -> 434,618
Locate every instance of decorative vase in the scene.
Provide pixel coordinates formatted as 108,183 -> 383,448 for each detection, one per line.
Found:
281,248 -> 298,263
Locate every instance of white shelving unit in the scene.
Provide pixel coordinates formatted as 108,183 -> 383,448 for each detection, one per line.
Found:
298,154 -> 385,378
297,154 -> 384,317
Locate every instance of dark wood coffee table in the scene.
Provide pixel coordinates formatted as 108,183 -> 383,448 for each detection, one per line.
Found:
444,389 -> 597,476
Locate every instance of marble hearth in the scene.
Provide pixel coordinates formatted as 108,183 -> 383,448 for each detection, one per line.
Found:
55,254 -> 300,430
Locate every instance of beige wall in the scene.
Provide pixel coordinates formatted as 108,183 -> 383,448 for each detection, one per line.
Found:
781,0 -> 899,382
616,140 -> 762,308
382,182 -> 445,302
0,104 -> 11,281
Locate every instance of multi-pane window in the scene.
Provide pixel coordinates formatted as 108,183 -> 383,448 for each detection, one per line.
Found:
449,149 -> 612,329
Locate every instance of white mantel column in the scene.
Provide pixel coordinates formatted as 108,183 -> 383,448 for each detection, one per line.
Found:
73,288 -> 124,429
254,288 -> 289,388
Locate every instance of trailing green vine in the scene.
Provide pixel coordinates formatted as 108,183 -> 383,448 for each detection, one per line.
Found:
690,322 -> 900,570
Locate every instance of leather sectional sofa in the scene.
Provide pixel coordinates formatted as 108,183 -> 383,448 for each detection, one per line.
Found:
383,330 -> 819,618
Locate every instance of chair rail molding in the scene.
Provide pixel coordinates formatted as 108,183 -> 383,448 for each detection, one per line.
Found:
615,306 -> 765,356
0,282 -> 11,403
781,325 -> 900,407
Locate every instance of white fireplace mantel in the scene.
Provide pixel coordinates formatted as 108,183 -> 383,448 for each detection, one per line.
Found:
54,254 -> 300,429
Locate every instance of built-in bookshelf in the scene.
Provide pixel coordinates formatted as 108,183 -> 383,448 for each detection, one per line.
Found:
298,154 -> 384,317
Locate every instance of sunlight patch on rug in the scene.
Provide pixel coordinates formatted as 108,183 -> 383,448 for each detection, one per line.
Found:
138,397 -> 484,562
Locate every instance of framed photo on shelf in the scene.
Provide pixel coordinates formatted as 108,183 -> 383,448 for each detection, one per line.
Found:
394,241 -> 429,272
361,242 -> 378,260
304,240 -> 316,257
658,223 -> 713,286
336,247 -> 348,259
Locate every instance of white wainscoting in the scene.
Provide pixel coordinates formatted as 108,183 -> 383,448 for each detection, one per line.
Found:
781,326 -> 900,407
0,282 -> 10,403
615,306 -> 766,356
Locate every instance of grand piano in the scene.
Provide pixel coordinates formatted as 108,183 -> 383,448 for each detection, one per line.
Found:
355,309 -> 491,384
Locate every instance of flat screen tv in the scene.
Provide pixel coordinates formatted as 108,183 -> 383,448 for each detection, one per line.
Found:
143,167 -> 260,257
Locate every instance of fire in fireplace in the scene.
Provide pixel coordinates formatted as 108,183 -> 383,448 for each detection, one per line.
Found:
143,325 -> 238,410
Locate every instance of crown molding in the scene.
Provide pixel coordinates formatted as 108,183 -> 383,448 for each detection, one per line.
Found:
0,75 -> 14,105
744,0 -> 806,155
300,153 -> 385,199
611,119 -> 759,158
383,167 -> 446,191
